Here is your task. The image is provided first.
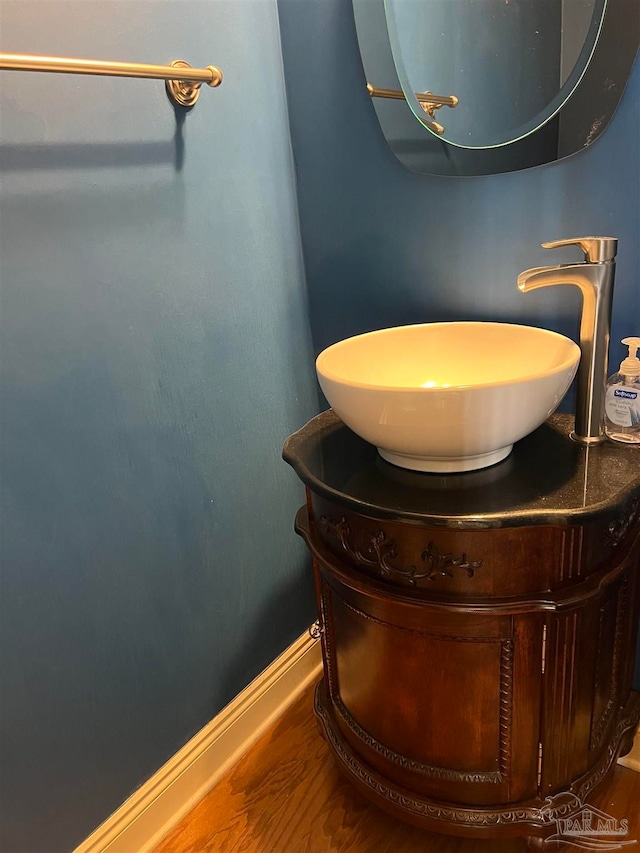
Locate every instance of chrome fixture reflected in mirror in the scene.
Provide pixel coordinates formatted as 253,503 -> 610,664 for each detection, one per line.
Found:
353,0 -> 639,176
366,83 -> 458,135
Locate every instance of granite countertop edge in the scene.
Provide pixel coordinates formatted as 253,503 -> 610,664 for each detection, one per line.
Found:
283,410 -> 640,530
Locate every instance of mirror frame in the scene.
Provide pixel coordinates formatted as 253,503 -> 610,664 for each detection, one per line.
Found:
354,0 -> 639,176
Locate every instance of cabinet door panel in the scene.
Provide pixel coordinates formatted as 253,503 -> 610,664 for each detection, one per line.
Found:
318,571 -> 531,804
334,595 -> 505,770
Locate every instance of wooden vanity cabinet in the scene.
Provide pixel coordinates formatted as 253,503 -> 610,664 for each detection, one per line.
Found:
285,413 -> 640,843
296,498 -> 640,840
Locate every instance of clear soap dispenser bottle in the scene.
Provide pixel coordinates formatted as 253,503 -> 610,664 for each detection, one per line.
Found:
604,336 -> 640,445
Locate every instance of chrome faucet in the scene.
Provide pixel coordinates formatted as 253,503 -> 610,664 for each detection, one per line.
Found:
517,237 -> 617,444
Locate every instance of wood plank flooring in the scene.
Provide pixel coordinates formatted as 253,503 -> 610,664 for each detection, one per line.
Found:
155,684 -> 640,853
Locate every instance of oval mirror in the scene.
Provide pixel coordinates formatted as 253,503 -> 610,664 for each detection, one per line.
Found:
353,0 -> 639,176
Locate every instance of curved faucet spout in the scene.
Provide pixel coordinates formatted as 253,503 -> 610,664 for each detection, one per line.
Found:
517,265 -> 562,291
517,263 -> 608,301
517,239 -> 617,444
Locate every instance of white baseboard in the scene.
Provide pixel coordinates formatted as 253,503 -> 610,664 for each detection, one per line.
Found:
73,628 -> 322,853
618,725 -> 640,773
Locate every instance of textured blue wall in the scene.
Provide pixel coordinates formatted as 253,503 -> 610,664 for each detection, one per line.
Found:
278,0 -> 639,367
0,2 -> 318,851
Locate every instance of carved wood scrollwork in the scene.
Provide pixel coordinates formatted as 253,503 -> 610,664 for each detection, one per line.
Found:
315,681 -> 640,829
606,497 -> 640,548
319,515 -> 482,585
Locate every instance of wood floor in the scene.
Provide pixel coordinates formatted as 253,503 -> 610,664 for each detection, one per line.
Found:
155,684 -> 640,853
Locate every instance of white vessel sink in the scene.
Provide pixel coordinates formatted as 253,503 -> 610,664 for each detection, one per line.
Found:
316,322 -> 580,473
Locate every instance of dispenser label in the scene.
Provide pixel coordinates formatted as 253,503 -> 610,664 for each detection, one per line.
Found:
605,385 -> 640,426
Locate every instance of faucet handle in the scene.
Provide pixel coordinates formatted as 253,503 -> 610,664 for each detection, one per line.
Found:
541,237 -> 618,263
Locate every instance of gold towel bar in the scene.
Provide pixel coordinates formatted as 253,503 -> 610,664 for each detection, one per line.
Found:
0,52 -> 223,108
367,83 -> 458,136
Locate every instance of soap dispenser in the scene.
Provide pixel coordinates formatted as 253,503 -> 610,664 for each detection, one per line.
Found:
604,336 -> 640,444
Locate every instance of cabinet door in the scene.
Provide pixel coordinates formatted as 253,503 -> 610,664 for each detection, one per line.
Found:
317,567 -> 542,805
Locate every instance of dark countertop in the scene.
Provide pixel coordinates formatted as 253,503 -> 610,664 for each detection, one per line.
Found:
283,410 -> 640,529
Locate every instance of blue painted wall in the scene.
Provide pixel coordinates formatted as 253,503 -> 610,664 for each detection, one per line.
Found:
0,2 -> 318,851
278,0 -> 639,366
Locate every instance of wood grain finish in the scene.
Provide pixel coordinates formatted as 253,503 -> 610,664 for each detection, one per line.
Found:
294,496 -> 640,843
324,580 -> 514,803
539,610 -> 582,793
153,685 -> 640,853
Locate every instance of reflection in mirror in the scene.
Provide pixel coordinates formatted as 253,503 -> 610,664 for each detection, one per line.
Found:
353,0 -> 639,175
386,0 -> 602,147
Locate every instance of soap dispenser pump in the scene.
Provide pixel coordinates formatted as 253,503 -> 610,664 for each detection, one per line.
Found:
604,336 -> 640,444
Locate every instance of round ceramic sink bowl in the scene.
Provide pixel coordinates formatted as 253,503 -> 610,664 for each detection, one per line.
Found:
316,322 -> 580,473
